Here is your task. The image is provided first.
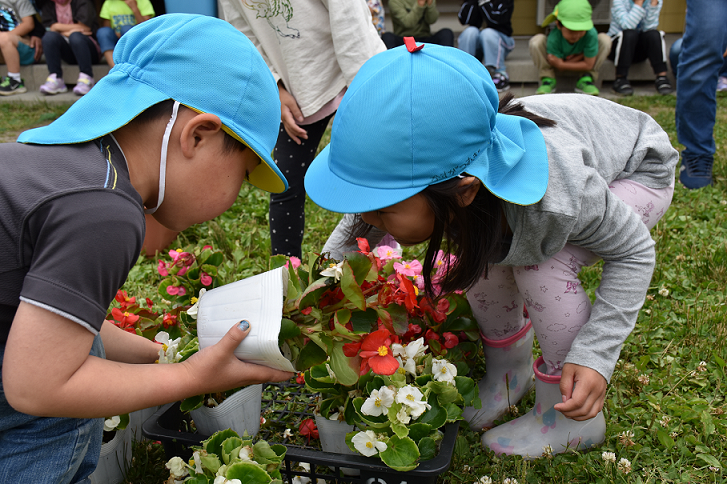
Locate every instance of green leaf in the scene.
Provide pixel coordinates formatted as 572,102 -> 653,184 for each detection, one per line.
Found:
454,376 -> 478,407
180,394 -> 204,412
335,308 -> 351,326
203,429 -> 240,460
329,341 -> 361,386
418,436 -> 437,460
295,340 -> 328,372
379,435 -> 419,472
418,392 -> 447,429
200,453 -> 221,473
350,308 -> 379,333
252,440 -> 285,464
392,422 -> 409,438
298,277 -> 330,310
221,437 -> 243,465
344,251 -> 372,285
224,461 -> 273,484
441,316 -> 478,333
268,254 -> 287,270
407,423 -> 432,443
445,403 -> 463,421
427,380 -> 460,405
341,261 -> 366,310
656,429 -> 675,449
696,453 -> 722,469
205,252 -> 224,267
385,303 -> 409,336
700,410 -> 716,435
278,318 -> 301,343
184,476 -> 210,484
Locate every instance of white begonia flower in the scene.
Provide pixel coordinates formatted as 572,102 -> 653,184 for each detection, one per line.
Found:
396,406 -> 411,424
154,331 -> 183,364
192,451 -> 204,475
391,343 -> 406,358
351,430 -> 388,457
103,415 -> 121,432
361,386 -> 396,417
186,288 -> 207,319
395,385 -> 430,419
405,337 -> 428,359
239,445 -> 253,461
214,477 -> 242,484
166,456 -> 189,478
320,261 -> 344,282
432,358 -> 457,384
283,428 -> 294,438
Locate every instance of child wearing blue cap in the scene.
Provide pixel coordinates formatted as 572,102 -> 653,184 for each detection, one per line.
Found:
0,14 -> 293,482
306,38 -> 678,458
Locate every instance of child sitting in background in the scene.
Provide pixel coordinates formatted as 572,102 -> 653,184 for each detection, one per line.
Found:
529,0 -> 611,95
97,0 -> 154,67
0,0 -> 38,95
457,0 -> 515,92
38,0 -> 100,96
607,0 -> 672,96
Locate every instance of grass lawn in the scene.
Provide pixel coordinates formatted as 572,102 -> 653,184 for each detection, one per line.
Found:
2,94 -> 725,483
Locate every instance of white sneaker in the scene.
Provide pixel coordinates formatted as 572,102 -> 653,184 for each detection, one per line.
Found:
39,74 -> 68,95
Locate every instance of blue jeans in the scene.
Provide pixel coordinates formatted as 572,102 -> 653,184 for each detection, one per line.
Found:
671,37 -> 727,79
675,0 -> 727,161
97,24 -> 134,54
457,26 -> 515,74
0,335 -> 105,483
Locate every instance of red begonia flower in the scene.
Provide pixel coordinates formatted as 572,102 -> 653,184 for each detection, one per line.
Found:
115,290 -> 135,309
111,307 -> 139,328
299,418 -> 319,441
359,328 -> 399,375
200,272 -> 212,286
443,332 -> 459,349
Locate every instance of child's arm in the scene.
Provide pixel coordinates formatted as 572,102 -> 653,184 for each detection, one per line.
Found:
8,15 -> 34,38
547,53 -> 596,72
49,21 -> 92,35
388,0 -> 431,30
2,302 -> 293,418
124,0 -> 152,24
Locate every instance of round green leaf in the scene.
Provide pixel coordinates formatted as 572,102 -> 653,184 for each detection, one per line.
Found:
379,435 -> 419,472
224,461 -> 272,484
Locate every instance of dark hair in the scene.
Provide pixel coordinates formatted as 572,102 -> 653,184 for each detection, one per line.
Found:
348,92 -> 557,298
132,99 -> 245,155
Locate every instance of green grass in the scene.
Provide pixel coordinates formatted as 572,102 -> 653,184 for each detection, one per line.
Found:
3,94 -> 725,483
0,102 -> 72,138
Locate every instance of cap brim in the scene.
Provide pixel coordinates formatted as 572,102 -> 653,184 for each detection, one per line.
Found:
560,19 -> 594,31
305,144 -> 425,213
18,70 -> 288,194
541,12 -> 557,27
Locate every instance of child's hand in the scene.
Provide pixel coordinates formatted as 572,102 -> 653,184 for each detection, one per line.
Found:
278,83 -> 308,144
546,53 -> 563,69
182,321 -> 295,392
553,362 -> 607,421
565,53 -> 585,62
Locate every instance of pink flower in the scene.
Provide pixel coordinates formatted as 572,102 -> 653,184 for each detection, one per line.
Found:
200,272 -> 212,286
393,260 -> 422,277
177,265 -> 188,276
285,256 -> 301,270
166,285 -> 186,296
157,260 -> 169,277
376,245 -> 401,261
202,245 -> 213,251
434,251 -> 456,275
412,273 -> 425,290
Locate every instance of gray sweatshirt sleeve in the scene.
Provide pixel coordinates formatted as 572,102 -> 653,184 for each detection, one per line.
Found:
322,214 -> 386,260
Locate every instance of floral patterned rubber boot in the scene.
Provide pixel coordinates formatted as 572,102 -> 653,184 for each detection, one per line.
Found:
462,321 -> 535,430
481,356 -> 606,459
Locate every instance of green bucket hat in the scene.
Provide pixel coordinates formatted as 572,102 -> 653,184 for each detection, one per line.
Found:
541,0 -> 594,31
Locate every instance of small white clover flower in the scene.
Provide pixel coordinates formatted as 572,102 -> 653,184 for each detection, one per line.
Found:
602,451 -> 616,463
542,444 -> 553,457
617,458 -> 632,474
618,430 -> 635,446
660,415 -> 671,427
475,477 -> 492,484
658,287 -> 669,297
697,361 -> 707,372
503,478 -> 518,484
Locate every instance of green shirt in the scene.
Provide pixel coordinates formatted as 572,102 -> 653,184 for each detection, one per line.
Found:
546,27 -> 598,59
100,0 -> 154,35
388,0 -> 440,38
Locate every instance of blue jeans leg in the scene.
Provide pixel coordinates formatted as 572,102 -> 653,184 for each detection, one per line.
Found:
457,26 -> 482,59
480,28 -> 515,75
0,335 -> 105,484
96,26 -> 118,54
675,0 -> 727,161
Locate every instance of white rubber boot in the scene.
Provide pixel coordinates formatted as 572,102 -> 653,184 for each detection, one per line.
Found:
481,356 -> 606,459
462,321 -> 535,430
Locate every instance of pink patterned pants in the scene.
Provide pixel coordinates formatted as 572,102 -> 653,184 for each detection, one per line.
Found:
467,179 -> 674,375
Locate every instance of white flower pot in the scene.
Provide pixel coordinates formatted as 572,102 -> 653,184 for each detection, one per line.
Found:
190,384 -> 262,437
89,427 -> 132,484
314,414 -> 359,476
128,405 -> 161,441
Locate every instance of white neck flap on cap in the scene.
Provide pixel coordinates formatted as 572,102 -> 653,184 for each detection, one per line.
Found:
145,100 -> 180,215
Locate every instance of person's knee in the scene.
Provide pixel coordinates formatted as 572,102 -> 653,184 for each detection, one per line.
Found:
42,30 -> 63,49
481,28 -> 498,44
621,29 -> 639,43
0,31 -> 14,48
67,32 -> 87,47
529,33 -> 546,49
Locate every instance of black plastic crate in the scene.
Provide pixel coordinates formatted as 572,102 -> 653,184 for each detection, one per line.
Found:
142,382 -> 458,484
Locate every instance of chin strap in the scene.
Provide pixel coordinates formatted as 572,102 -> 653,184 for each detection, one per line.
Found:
145,100 -> 180,215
